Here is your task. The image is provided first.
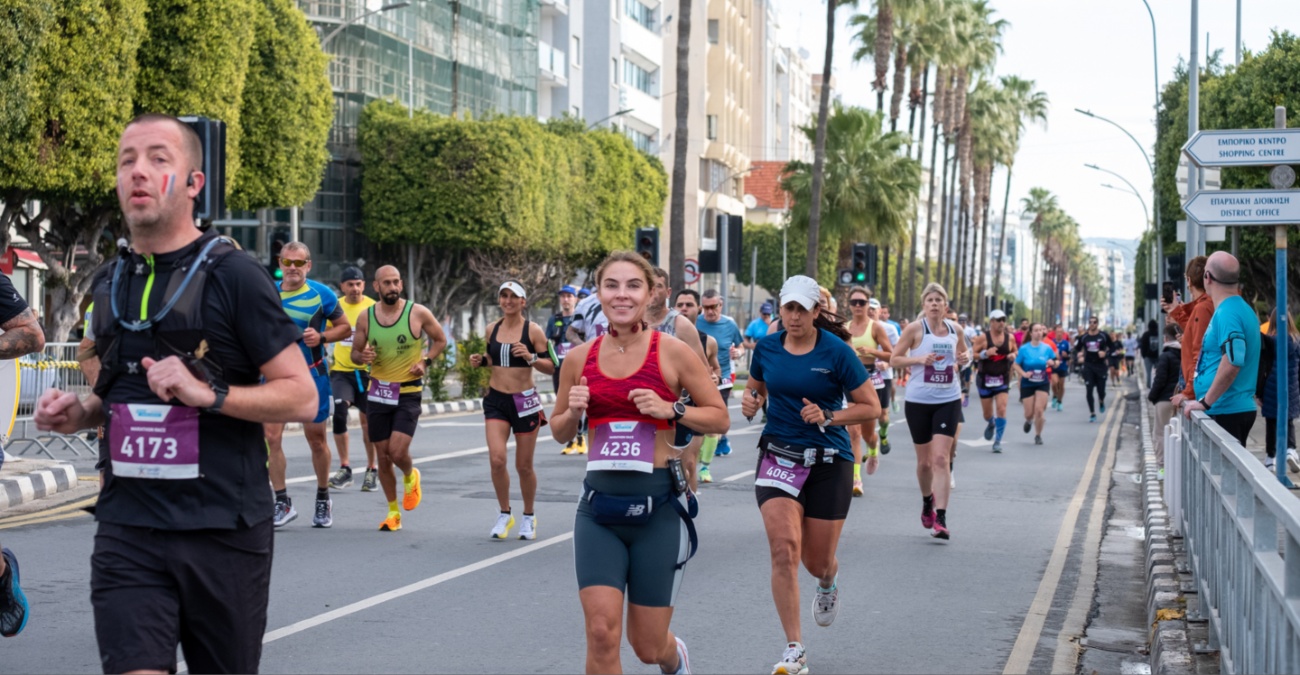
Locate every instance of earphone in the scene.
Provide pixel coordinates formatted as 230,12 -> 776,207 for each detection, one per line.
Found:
185,173 -> 195,187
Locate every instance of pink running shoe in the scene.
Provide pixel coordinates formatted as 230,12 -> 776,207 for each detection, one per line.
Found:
921,502 -> 935,529
932,521 -> 950,540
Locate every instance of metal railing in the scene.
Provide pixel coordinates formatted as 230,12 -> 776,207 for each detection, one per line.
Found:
6,342 -> 96,458
1169,410 -> 1300,673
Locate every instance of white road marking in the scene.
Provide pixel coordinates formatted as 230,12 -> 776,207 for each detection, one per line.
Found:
177,532 -> 575,674
720,469 -> 755,483
960,438 -> 994,448
419,421 -> 491,427
286,438 -> 554,485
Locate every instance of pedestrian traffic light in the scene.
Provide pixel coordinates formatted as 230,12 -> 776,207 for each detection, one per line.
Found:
837,269 -> 854,287
268,231 -> 288,281
635,227 -> 659,267
850,243 -> 878,286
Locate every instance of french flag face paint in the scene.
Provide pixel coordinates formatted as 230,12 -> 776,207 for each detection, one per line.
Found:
161,174 -> 175,196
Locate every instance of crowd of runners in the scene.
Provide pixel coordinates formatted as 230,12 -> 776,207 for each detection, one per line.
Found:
0,113 -> 1144,675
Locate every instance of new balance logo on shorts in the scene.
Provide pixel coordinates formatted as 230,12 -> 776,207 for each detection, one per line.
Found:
625,504 -> 646,517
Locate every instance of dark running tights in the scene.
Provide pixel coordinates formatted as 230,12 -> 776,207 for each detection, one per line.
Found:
1085,367 -> 1107,414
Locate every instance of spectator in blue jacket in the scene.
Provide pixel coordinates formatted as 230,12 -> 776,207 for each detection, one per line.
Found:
1257,308 -> 1300,473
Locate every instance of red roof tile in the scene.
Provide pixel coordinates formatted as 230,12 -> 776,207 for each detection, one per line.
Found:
747,161 -> 793,209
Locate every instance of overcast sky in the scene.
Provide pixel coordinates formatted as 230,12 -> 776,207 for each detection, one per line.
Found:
770,0 -> 1295,242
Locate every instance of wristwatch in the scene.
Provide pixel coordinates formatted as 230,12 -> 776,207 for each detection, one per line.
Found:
1197,397 -> 1211,410
527,354 -> 538,366
203,379 -> 229,415
672,401 -> 687,422
819,409 -> 834,428
424,356 -> 433,367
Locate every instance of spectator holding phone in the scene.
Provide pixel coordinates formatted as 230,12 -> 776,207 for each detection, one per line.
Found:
1164,256 -> 1212,412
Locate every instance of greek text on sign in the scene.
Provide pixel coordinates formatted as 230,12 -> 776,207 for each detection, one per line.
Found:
1182,189 -> 1300,226
1182,129 -> 1300,167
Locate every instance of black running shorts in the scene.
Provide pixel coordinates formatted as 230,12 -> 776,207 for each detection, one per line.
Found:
754,452 -> 853,520
90,520 -> 273,674
368,392 -> 422,442
904,399 -> 963,445
1019,381 -> 1051,400
331,370 -> 370,412
483,387 -> 546,435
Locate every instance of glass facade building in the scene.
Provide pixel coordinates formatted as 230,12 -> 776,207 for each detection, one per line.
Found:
219,1 -> 539,279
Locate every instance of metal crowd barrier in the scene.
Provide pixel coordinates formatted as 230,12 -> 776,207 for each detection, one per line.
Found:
7,342 -> 96,458
1173,410 -> 1300,673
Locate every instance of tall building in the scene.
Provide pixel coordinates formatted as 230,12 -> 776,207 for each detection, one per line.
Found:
585,0 -> 665,154
273,0 -> 538,278
656,0 -> 708,265
538,0 -> 579,120
699,0 -> 753,250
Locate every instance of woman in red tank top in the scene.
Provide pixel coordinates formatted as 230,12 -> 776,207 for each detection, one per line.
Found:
550,251 -> 730,675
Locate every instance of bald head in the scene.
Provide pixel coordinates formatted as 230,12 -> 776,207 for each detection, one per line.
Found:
373,265 -> 404,306
1206,251 -> 1240,286
375,265 -> 401,282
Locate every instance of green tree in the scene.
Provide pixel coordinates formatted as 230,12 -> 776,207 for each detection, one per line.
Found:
0,0 -> 149,341
229,0 -> 333,210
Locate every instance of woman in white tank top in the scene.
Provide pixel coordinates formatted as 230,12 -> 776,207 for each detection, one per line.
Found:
890,283 -> 970,540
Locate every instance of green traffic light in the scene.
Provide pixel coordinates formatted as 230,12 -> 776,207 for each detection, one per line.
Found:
855,272 -> 866,282
274,268 -> 283,280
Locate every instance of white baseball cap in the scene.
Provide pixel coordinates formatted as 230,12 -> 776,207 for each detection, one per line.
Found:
498,281 -> 527,299
989,309 -> 1007,320
868,298 -> 881,309
779,275 -> 821,311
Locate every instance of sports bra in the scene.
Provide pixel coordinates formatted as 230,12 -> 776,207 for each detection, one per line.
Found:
488,320 -> 541,368
581,332 -> 678,430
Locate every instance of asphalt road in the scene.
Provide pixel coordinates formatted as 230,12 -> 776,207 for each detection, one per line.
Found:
0,378 -> 1132,674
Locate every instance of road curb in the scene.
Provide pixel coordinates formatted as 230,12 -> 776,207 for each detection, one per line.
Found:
1139,401 -> 1195,675
0,458 -> 79,512
282,393 -> 558,433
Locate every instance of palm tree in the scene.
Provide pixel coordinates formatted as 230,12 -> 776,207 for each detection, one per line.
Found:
966,79 -> 1014,315
667,0 -> 693,291
784,105 -> 923,273
806,0 -> 854,278
1020,187 -> 1059,320
990,75 -> 1048,304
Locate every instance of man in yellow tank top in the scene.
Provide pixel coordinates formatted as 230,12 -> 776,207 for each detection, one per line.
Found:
352,265 -> 448,532
327,267 -> 379,492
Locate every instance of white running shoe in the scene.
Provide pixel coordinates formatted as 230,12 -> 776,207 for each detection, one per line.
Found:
1287,449 -> 1300,474
772,642 -> 808,675
490,512 -> 515,540
949,471 -> 957,490
518,514 -> 537,541
664,636 -> 691,674
273,500 -> 298,528
812,579 -> 839,627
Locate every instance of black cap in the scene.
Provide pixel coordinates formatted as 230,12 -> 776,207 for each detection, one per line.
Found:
340,266 -> 364,283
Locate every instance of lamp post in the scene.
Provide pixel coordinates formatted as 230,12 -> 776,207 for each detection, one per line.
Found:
587,108 -> 635,130
1088,161 -> 1153,323
1099,183 -> 1150,227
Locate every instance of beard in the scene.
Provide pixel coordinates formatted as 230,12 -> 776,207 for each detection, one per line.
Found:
382,291 -> 402,305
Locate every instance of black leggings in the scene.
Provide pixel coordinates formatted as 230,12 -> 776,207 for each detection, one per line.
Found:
1084,365 -> 1108,414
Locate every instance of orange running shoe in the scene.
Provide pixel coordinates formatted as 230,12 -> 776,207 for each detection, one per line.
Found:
402,468 -> 422,511
378,512 -> 401,531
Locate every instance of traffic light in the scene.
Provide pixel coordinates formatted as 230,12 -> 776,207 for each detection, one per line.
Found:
837,269 -> 854,287
268,230 -> 288,281
635,227 -> 659,267
850,243 -> 878,286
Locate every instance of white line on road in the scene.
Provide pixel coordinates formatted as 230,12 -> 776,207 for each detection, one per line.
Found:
1002,401 -> 1120,674
178,532 -> 576,674
720,469 -> 755,483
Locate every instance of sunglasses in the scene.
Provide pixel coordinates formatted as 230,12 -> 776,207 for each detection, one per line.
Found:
992,317 -> 1006,322
1204,269 -> 1236,285
280,258 -> 309,268
702,304 -> 721,310
848,299 -> 868,307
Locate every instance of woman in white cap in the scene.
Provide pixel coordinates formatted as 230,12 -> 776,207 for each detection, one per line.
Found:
740,275 -> 879,675
469,281 -> 555,540
890,283 -> 971,540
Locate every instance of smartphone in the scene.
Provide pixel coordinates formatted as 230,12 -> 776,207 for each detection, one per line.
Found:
1162,282 -> 1175,305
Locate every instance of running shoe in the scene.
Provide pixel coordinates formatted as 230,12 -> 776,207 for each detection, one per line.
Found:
852,478 -> 864,497
668,636 -> 691,675
865,453 -> 879,476
361,468 -> 379,492
402,468 -> 422,511
932,521 -> 950,540
561,440 -> 577,455
328,466 -> 353,489
273,500 -> 298,528
1100,403 -> 1106,413
880,437 -> 891,455
1287,450 -> 1300,474
1266,458 -> 1277,470
1023,420 -> 1032,434
378,513 -> 401,531
0,548 -> 29,637
312,497 -> 333,528
812,580 -> 839,627
1034,435 -> 1043,446
575,434 -> 588,455
490,512 -> 515,540
698,466 -> 713,484
771,642 -> 808,675
983,419 -> 995,441
992,442 -> 1002,454
714,438 -> 732,456
1089,414 -> 1096,423
921,500 -> 936,529
519,514 -> 537,541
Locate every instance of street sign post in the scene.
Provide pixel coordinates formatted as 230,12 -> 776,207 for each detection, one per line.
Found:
1180,190 -> 1300,226
1181,127 -> 1300,167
